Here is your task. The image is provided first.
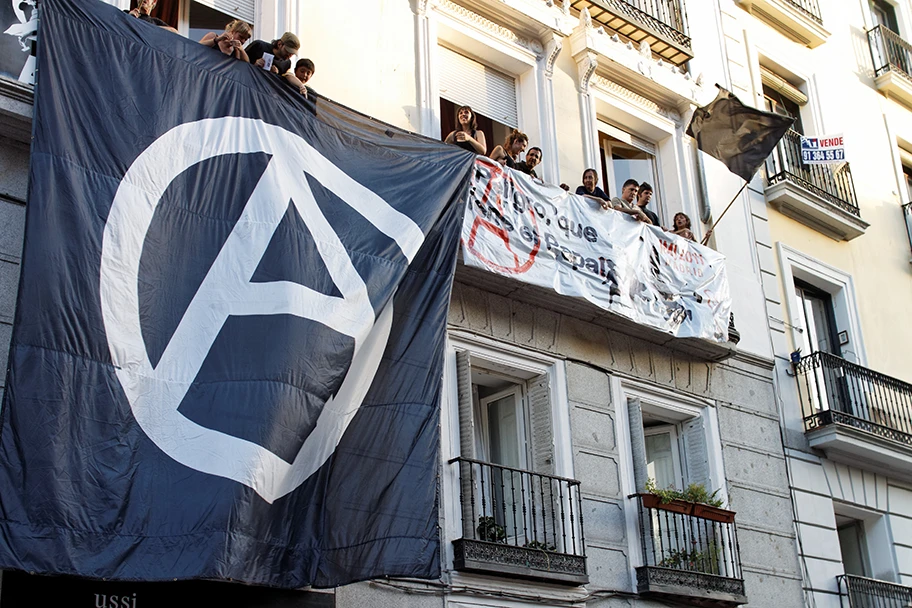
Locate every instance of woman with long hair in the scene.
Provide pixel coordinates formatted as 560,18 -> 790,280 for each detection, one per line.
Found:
199,19 -> 252,62
444,105 -> 487,155
490,129 -> 528,169
575,168 -> 610,208
669,212 -> 696,241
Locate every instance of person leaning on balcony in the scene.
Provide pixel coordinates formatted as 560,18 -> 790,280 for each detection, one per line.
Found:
282,58 -> 316,97
124,0 -> 178,33
668,212 -> 697,241
245,33 -> 300,75
199,20 -> 252,62
515,147 -> 541,178
489,129 -> 528,169
636,182 -> 662,227
575,168 -> 610,207
611,179 -> 653,224
444,106 -> 487,155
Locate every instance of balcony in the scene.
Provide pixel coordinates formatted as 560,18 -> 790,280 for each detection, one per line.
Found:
567,0 -> 692,65
450,457 -> 588,585
869,26 -> 912,108
633,494 -> 747,606
765,129 -> 868,241
734,0 -> 829,47
839,574 -> 912,608
796,352 -> 912,479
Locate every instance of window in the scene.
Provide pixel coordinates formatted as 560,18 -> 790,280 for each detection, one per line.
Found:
794,280 -> 841,357
871,0 -> 899,32
454,350 -> 556,543
129,0 -> 255,36
837,516 -> 869,577
443,339 -> 585,581
761,66 -> 806,134
438,46 -> 517,151
597,124 -> 662,223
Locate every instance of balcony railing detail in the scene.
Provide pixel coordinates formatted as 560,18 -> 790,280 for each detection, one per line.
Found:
766,129 -> 861,217
839,574 -> 912,608
570,0 -> 691,64
451,457 -> 587,583
904,202 -> 912,257
783,0 -> 823,26
633,495 -> 746,600
796,351 -> 912,445
869,25 -> 912,81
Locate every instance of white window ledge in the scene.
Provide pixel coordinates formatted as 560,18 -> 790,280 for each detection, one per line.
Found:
735,0 -> 830,48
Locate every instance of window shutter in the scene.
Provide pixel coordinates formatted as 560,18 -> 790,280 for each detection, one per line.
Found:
627,396 -> 649,493
681,415 -> 712,492
455,350 -> 476,538
527,373 -> 554,475
456,350 -> 476,460
438,45 -> 518,127
760,66 -> 808,106
194,0 -> 256,25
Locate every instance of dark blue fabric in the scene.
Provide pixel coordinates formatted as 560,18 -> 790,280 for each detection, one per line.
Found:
0,0 -> 474,589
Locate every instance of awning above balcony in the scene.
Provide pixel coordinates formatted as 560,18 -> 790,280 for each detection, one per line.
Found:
568,0 -> 692,65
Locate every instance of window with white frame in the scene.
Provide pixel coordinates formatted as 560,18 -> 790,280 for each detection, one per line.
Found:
438,45 -> 517,152
833,503 -> 895,583
597,123 -> 663,225
619,382 -> 730,579
441,337 -> 583,562
127,0 -> 255,37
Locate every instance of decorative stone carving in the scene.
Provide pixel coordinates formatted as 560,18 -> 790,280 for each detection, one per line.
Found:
580,6 -> 592,29
577,52 -> 598,93
590,74 -> 681,123
435,0 -> 543,58
639,40 -> 651,58
544,34 -> 563,79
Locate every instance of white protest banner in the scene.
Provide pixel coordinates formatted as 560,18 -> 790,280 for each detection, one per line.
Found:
801,134 -> 846,164
462,158 -> 732,342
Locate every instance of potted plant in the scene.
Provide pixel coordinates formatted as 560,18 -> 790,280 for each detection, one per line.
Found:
642,479 -> 735,523
476,516 -> 507,543
641,479 -> 695,515
523,540 -> 556,551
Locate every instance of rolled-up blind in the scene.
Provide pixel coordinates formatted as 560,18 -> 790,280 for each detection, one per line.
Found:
194,0 -> 256,25
438,45 -> 518,127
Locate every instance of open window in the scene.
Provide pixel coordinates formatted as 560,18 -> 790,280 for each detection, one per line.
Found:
129,0 -> 255,37
597,123 -> 663,224
438,45 -> 517,155
445,342 -> 586,584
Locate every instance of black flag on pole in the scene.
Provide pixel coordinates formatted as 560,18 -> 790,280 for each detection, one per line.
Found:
687,88 -> 794,182
0,0 -> 475,589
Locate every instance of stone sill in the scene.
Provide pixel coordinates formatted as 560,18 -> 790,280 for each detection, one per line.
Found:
454,262 -> 737,363
734,0 -> 830,48
806,422 -> 912,483
874,69 -> 912,110
765,179 -> 868,241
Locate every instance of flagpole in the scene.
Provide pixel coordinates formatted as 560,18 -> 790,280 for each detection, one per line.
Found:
700,179 -> 750,245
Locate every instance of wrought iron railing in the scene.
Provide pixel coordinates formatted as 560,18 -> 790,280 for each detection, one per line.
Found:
839,574 -> 912,608
606,0 -> 689,45
633,495 -> 744,589
869,25 -> 912,81
783,0 -> 823,25
903,202 -> 912,257
766,129 -> 861,218
796,351 -> 912,445
450,457 -> 587,581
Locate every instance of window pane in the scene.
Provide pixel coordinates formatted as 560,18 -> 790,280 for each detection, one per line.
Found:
645,432 -> 676,489
188,2 -> 238,45
488,394 -> 521,468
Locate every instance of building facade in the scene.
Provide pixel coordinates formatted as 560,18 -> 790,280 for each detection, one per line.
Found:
0,0 -> 907,607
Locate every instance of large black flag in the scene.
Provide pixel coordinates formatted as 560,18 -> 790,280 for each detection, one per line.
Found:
0,0 -> 475,588
687,88 -> 794,182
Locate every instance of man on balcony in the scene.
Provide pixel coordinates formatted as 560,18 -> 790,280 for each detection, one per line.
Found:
611,179 -> 653,224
